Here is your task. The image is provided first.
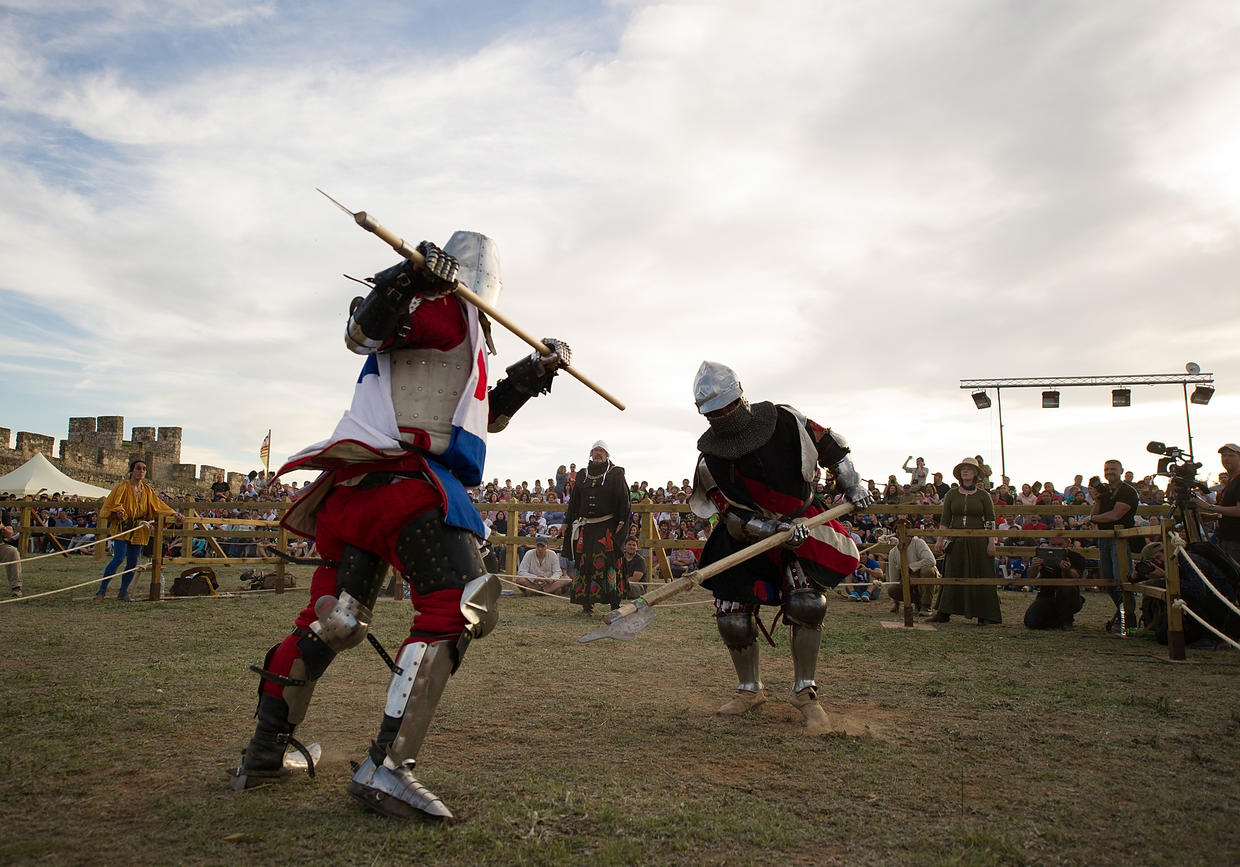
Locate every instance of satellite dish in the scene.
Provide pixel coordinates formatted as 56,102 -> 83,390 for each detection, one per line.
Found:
1186,362 -> 1201,374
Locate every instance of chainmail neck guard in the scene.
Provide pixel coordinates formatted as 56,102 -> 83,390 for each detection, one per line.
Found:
697,400 -> 778,460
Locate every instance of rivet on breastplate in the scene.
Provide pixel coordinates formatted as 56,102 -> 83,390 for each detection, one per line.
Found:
417,386 -> 423,391
421,360 -> 427,366
455,363 -> 461,369
437,388 -> 443,394
400,385 -> 406,390
451,390 -> 459,397
441,362 -> 447,367
433,415 -> 440,421
406,359 -> 413,365
413,413 -> 420,418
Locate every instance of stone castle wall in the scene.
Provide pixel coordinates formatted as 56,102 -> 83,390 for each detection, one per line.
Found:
0,416 -> 260,497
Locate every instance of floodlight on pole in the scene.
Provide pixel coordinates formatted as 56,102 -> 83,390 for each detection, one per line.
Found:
1042,390 -> 1060,408
972,391 -> 991,409
1191,385 -> 1214,405
1112,388 -> 1131,407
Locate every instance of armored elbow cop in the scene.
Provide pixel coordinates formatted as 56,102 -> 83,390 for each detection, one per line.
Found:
816,428 -> 851,468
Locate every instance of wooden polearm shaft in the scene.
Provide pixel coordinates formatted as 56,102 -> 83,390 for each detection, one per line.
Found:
318,189 -> 625,411
606,502 -> 856,620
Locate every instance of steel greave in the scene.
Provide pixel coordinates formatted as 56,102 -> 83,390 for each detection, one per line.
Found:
790,623 -> 821,695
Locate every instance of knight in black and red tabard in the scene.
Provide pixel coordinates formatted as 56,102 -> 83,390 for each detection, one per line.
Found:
686,361 -> 873,735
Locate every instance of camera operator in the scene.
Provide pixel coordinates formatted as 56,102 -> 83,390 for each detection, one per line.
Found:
1,525 -> 21,598
1193,443 -> 1240,564
1022,541 -> 1086,630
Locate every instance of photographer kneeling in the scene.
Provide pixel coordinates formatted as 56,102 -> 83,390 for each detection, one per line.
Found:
1023,543 -> 1087,631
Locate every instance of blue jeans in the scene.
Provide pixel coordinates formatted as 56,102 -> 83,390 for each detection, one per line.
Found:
98,540 -> 142,597
1098,537 -> 1129,609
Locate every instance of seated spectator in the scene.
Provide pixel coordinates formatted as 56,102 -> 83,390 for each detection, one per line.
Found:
848,552 -> 884,601
620,538 -> 647,598
883,531 -> 939,613
1017,484 -> 1038,506
514,536 -> 569,595
667,544 -> 697,579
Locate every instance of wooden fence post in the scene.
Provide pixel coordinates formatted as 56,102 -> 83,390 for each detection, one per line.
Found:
276,525 -> 287,593
898,520 -> 914,627
18,505 -> 31,555
149,515 -> 164,601
1115,531 -> 1137,632
1161,518 -> 1186,660
506,502 -> 520,575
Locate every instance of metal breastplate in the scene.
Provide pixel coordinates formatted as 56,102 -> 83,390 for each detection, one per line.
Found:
389,341 -> 473,454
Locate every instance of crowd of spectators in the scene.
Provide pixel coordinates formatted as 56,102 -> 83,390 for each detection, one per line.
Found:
462,452 -> 1231,599
5,451 -> 1231,598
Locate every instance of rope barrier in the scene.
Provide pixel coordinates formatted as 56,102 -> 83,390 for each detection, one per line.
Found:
1171,540 -> 1240,620
0,563 -> 147,606
0,522 -> 158,606
1173,600 -> 1240,651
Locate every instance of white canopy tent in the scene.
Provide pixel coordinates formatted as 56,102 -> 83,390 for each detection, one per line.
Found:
0,452 -> 111,498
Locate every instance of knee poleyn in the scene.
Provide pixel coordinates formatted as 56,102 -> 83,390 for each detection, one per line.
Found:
309,592 -> 373,652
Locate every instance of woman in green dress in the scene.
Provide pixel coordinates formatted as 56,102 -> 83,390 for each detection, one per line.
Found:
928,457 -> 1000,624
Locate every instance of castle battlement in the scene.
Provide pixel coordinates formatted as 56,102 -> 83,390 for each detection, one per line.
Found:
0,417 -> 253,495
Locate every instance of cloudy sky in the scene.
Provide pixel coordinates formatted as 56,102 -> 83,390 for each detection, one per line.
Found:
2,0 -> 1237,492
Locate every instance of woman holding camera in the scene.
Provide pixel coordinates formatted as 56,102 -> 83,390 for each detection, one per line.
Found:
928,457 -> 1000,624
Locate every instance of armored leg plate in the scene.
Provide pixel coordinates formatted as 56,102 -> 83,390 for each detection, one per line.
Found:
347,755 -> 453,820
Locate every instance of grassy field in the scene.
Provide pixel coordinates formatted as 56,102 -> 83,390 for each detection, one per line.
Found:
1,555 -> 1238,866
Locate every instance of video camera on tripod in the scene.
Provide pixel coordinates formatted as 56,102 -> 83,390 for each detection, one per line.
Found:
1146,441 -> 1207,501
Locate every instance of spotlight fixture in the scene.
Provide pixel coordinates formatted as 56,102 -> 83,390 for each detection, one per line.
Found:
971,391 -> 991,410
1191,385 -> 1214,405
1112,388 -> 1131,407
1042,390 -> 1060,409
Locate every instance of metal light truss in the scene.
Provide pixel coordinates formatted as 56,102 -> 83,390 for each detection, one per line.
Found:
960,373 -> 1213,389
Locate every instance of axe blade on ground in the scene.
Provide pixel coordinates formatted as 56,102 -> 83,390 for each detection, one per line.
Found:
577,601 -> 657,643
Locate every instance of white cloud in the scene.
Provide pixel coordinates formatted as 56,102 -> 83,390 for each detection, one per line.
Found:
1,0 -> 1238,491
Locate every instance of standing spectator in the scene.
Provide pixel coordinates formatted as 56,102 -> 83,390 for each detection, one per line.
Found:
563,441 -> 631,615
1,525 -> 20,597
903,456 -> 929,489
1195,443 -> 1240,564
1088,459 -> 1140,632
95,459 -> 180,601
928,457 -> 1000,624
932,472 -> 950,499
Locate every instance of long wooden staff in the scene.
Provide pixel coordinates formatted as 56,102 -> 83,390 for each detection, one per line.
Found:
317,189 -> 625,411
581,502 -> 855,642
